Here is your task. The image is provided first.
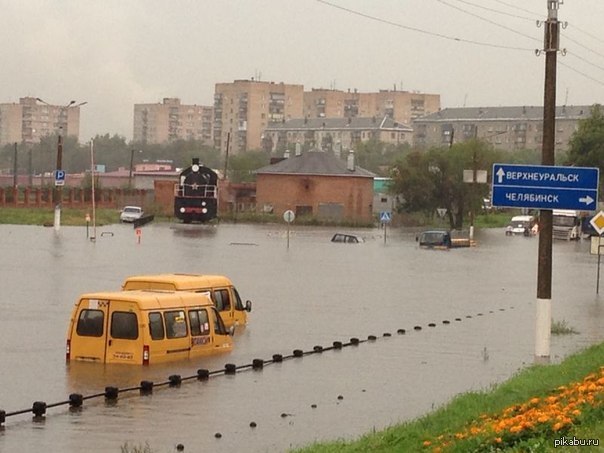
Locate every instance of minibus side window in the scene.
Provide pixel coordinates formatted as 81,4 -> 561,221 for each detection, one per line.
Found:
189,310 -> 201,336
211,308 -> 228,335
76,309 -> 104,337
189,309 -> 211,336
215,289 -> 231,312
148,312 -> 165,340
111,312 -> 138,340
233,287 -> 244,311
198,309 -> 210,335
165,310 -> 187,339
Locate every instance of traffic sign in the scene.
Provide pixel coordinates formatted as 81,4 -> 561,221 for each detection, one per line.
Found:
283,210 -> 295,223
380,211 -> 392,223
590,211 -> 604,236
491,163 -> 599,210
54,169 -> 65,187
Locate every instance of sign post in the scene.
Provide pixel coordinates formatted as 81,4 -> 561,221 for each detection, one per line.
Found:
380,211 -> 392,244
283,210 -> 295,249
589,212 -> 604,294
492,162 -> 599,358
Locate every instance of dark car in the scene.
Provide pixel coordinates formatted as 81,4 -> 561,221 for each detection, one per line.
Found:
331,233 -> 364,243
417,230 -> 452,248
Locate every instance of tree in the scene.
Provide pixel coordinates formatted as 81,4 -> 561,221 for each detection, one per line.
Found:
566,104 -> 604,167
227,150 -> 270,183
390,140 -> 497,229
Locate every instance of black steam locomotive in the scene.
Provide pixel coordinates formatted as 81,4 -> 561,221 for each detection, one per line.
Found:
174,158 -> 218,223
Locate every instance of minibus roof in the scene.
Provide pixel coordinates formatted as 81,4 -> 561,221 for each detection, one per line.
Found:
78,290 -> 213,310
122,273 -> 233,291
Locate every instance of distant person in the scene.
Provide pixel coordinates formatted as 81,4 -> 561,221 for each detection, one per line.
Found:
532,222 -> 539,235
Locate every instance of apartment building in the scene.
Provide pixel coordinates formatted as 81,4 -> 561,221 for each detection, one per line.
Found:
263,116 -> 413,153
213,80 -> 304,154
303,88 -> 440,126
0,97 -> 82,146
133,98 -> 214,144
413,105 -> 592,151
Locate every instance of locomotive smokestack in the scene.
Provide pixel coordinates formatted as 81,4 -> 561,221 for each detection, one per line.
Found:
192,158 -> 200,165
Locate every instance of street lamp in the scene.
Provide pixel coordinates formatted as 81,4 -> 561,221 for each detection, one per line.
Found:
36,98 -> 87,232
129,149 -> 142,190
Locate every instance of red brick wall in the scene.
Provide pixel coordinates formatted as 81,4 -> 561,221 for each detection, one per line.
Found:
256,174 -> 373,222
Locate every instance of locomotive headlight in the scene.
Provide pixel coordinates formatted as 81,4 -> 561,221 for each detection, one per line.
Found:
180,207 -> 186,213
191,164 -> 200,172
202,208 -> 208,214
201,201 -> 206,206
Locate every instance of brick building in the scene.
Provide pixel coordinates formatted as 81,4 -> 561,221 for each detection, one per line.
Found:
255,148 -> 375,222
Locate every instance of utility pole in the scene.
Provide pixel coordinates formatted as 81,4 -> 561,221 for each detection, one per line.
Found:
53,131 -> 64,232
535,0 -> 561,359
13,142 -> 18,194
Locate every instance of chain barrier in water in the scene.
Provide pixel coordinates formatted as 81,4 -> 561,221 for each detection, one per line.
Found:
0,305 -> 515,429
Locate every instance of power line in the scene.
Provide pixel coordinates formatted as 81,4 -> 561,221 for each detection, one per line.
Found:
567,25 -> 604,46
449,0 -> 537,22
490,0 -> 540,17
565,51 -> 604,75
559,61 -> 604,87
562,33 -> 604,63
435,0 -> 540,43
315,0 -> 534,51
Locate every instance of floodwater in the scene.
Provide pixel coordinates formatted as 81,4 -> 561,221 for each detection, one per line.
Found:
0,222 -> 603,453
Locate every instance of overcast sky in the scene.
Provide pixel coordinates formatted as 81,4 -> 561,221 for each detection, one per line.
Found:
1,0 -> 602,142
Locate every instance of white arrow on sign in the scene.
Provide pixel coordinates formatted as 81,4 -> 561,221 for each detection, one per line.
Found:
580,195 -> 595,205
496,168 -> 505,184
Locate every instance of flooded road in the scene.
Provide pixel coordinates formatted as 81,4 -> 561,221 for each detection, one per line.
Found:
0,222 -> 602,452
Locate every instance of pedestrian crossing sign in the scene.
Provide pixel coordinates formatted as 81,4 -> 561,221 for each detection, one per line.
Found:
380,211 -> 392,223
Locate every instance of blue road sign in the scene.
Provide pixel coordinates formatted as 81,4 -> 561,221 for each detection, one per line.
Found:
380,211 -> 392,223
492,163 -> 599,210
54,170 -> 65,187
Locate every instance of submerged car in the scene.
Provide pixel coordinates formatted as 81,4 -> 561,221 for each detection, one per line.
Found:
331,233 -> 364,243
417,230 -> 452,248
505,215 -> 536,236
120,206 -> 144,223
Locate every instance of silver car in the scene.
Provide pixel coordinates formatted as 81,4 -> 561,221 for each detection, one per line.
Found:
120,206 -> 144,223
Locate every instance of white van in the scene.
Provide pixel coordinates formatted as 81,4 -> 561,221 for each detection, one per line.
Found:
505,215 -> 536,236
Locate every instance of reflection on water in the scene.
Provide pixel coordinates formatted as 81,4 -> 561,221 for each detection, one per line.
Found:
0,223 -> 602,452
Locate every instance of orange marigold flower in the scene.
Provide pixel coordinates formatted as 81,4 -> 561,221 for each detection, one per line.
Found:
509,425 -> 523,433
494,437 -> 502,444
422,440 -> 431,447
553,422 -> 564,431
529,398 -> 540,405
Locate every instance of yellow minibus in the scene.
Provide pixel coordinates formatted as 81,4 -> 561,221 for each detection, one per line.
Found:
66,290 -> 232,365
121,274 -> 252,328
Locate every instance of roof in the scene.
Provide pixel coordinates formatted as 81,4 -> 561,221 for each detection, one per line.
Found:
255,149 -> 376,178
122,273 -> 234,291
78,290 -> 213,310
415,105 -> 594,123
265,116 -> 412,132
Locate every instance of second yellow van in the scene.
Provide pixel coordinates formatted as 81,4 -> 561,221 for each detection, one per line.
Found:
66,290 -> 233,365
121,273 -> 252,328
